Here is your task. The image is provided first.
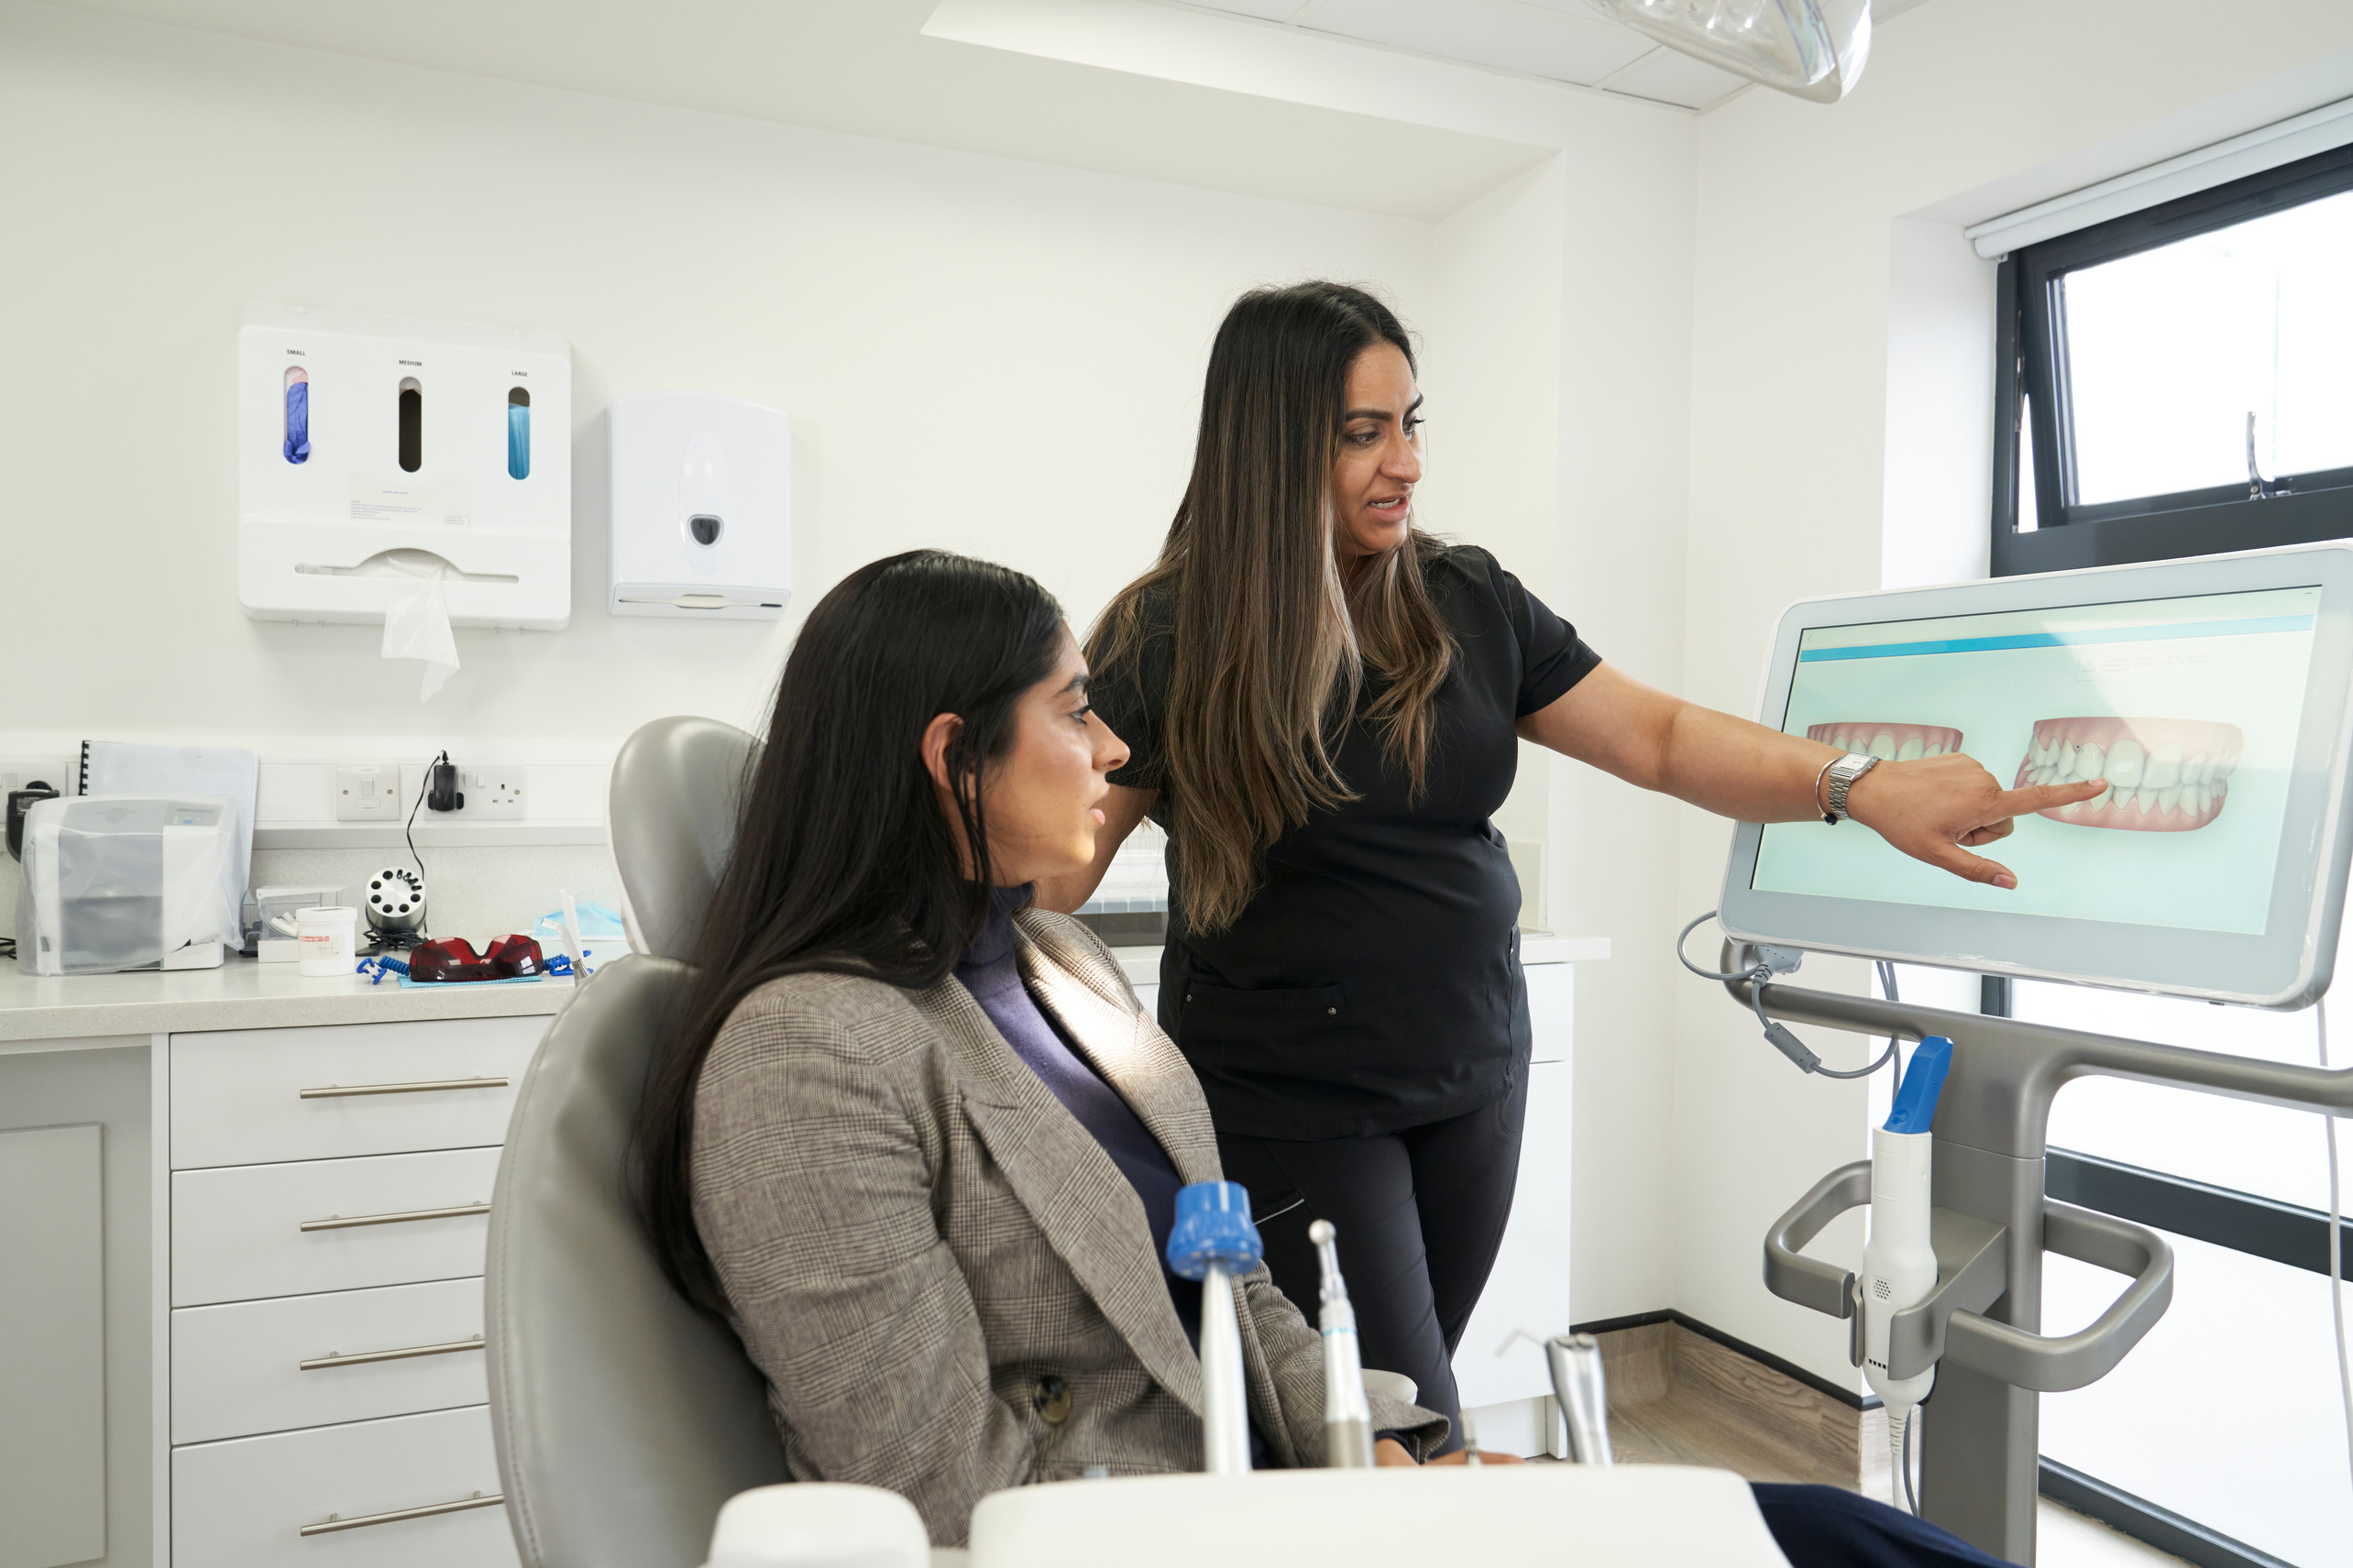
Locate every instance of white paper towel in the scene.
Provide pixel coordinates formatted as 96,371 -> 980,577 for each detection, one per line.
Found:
375,550 -> 461,700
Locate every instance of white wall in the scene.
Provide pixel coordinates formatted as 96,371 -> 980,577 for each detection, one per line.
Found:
1672,0 -> 2353,1390
0,1 -> 1431,747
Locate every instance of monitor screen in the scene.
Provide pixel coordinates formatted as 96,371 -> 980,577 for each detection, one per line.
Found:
1754,587 -> 2320,936
1717,544 -> 2353,1008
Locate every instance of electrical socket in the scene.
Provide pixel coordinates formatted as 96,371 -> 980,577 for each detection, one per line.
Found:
395,762 -> 527,820
460,768 -> 526,820
334,762 -> 403,821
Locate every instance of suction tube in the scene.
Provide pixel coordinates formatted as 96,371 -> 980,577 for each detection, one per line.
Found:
1863,1035 -> 1952,1509
1168,1181 -> 1263,1475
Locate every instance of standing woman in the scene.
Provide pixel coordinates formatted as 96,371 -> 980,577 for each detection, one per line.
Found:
1043,281 -> 2098,1446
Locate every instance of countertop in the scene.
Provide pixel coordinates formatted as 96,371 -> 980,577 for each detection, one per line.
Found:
1105,932 -> 1611,989
0,953 -> 574,1045
1,933 -> 1612,1046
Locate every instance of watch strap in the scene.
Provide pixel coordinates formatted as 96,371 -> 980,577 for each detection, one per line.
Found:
1825,752 -> 1877,823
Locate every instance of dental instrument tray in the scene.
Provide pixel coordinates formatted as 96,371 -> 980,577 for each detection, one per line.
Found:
1718,542 -> 2353,1006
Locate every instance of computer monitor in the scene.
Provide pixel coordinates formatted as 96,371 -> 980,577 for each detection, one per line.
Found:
1717,543 -> 2353,1008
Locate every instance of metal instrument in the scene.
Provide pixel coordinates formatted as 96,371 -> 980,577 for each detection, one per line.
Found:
1308,1220 -> 1376,1467
1545,1333 -> 1613,1464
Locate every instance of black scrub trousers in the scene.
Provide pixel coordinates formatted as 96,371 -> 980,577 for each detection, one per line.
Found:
1089,545 -> 1598,1451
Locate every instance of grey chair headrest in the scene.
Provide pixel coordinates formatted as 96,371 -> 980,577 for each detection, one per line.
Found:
486,955 -> 787,1568
610,716 -> 759,961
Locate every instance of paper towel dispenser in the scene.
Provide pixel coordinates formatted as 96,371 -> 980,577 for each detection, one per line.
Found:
609,391 -> 792,620
237,303 -> 573,630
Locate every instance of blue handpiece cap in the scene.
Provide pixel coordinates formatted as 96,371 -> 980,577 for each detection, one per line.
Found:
1884,1035 -> 1954,1135
1166,1180 -> 1264,1280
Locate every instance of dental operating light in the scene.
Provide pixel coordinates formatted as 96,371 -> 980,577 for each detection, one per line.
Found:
1584,0 -> 1871,103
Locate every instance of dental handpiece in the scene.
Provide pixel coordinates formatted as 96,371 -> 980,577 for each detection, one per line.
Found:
1545,1334 -> 1613,1464
1308,1220 -> 1376,1467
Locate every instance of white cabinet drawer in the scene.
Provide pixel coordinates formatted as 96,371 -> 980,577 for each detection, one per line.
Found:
174,1278 -> 488,1444
172,1017 -> 545,1169
173,1147 -> 500,1307
173,1404 -> 516,1568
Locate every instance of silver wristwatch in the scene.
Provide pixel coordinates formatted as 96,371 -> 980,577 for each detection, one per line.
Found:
1821,752 -> 1878,825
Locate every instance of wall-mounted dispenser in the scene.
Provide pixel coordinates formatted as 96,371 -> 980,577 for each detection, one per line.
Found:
609,391 -> 791,620
237,303 -> 572,631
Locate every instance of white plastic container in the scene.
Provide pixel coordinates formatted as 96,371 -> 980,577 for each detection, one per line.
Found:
237,303 -> 573,630
609,391 -> 792,619
295,906 -> 359,977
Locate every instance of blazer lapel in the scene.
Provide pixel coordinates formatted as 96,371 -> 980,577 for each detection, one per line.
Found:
1013,914 -> 1309,1468
920,972 -> 1205,1416
1011,912 -> 1222,1188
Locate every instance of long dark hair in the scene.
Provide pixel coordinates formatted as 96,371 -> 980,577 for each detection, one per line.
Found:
634,549 -> 1067,1315
1092,281 -> 1453,933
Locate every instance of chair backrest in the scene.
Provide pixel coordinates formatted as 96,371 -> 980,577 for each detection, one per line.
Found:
486,715 -> 785,1568
608,715 -> 759,961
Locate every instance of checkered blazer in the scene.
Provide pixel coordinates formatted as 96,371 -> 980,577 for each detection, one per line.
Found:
691,905 -> 1446,1545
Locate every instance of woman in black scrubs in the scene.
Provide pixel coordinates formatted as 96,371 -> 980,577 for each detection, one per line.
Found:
1044,281 -> 2098,1450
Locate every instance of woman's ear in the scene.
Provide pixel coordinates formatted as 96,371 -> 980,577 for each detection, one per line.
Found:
920,712 -> 964,796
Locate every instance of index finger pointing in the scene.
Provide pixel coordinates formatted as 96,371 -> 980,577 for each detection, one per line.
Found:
1996,779 -> 2106,817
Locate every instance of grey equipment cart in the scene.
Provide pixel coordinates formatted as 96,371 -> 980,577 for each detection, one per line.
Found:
1730,944 -> 2353,1564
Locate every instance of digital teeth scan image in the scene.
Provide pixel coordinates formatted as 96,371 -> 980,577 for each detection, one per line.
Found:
1752,584 -> 2318,937
2014,717 -> 2243,832
1806,722 -> 1963,760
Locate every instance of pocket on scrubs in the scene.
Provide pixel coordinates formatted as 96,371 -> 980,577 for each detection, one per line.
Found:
1171,980 -> 1349,1107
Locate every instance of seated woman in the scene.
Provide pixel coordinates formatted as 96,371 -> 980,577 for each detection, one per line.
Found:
632,549 -> 1449,1547
633,548 -> 2017,1567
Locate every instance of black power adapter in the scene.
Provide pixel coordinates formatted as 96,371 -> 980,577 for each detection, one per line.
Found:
427,756 -> 465,812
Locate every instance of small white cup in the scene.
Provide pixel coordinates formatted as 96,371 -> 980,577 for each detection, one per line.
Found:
296,905 -> 360,977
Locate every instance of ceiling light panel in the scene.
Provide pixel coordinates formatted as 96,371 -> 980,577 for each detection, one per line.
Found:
1605,46 -> 1750,109
1304,0 -> 1656,86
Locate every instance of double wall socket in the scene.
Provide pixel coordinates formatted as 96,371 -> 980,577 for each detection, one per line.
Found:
397,762 -> 528,821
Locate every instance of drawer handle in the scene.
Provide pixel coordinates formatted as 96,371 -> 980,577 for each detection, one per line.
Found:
300,1334 -> 485,1371
299,1489 -> 503,1536
300,1201 -> 491,1233
299,1076 -> 511,1099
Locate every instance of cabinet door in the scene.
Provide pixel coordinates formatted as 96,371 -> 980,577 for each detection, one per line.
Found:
173,1277 -> 488,1445
1452,961 -> 1574,1409
173,1405 -> 516,1568
172,1017 -> 545,1170
173,1147 -> 500,1307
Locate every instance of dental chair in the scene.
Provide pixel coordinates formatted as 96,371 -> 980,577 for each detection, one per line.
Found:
489,715 -> 1793,1568
486,716 -> 785,1568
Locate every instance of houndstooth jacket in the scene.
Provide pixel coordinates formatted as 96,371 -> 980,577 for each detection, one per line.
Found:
691,905 -> 1446,1546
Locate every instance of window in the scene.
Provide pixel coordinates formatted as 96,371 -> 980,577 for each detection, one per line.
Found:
1993,141 -> 2353,576
1981,135 -> 2353,1567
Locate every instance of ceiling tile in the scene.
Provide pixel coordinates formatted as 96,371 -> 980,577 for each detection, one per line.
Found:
1303,0 -> 1655,86
1603,45 -> 1749,110
1181,0 -> 1304,20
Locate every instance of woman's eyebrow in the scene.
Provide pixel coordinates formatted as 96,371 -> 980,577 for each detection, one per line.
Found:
1061,673 -> 1093,695
1343,395 -> 1426,422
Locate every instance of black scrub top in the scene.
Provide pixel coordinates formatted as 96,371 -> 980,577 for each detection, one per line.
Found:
1088,545 -> 1601,1142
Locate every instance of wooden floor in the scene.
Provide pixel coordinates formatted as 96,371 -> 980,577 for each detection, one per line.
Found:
1587,1321 -> 2188,1568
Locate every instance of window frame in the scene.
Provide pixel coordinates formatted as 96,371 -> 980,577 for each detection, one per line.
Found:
1992,139 -> 2353,578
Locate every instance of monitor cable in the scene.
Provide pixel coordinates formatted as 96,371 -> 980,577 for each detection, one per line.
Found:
1678,911 -> 1897,1081
2323,1000 -> 2353,1502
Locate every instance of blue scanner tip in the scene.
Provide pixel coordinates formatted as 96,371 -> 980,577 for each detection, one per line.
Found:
1884,1036 -> 1953,1135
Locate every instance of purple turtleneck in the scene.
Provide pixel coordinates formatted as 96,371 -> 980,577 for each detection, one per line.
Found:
953,887 -> 1200,1347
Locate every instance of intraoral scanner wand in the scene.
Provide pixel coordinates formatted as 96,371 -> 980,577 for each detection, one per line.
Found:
1864,1035 -> 1953,1512
1168,1181 -> 1265,1475
1307,1220 -> 1376,1467
1545,1334 -> 1613,1464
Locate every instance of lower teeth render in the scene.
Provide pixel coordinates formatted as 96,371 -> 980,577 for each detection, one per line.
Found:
2017,723 -> 2241,829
